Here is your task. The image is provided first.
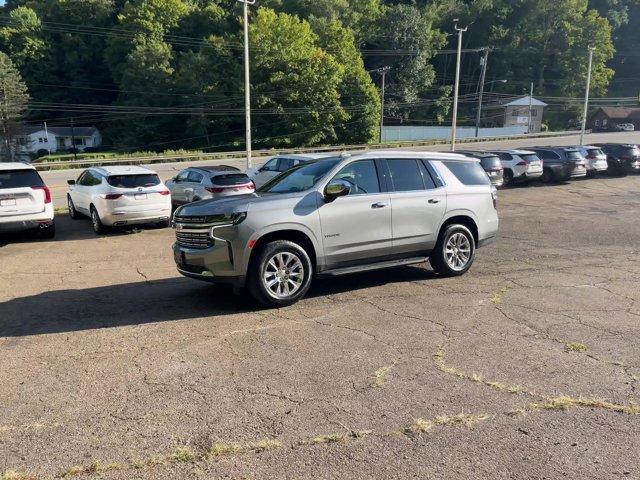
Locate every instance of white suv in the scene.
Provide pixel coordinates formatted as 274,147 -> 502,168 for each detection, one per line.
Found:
67,166 -> 172,234
0,162 -> 55,238
491,149 -> 544,185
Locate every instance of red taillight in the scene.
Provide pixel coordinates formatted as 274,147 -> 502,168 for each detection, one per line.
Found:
158,190 -> 171,196
104,193 -> 123,200
32,186 -> 52,204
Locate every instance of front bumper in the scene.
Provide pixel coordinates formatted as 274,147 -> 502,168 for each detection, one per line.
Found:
173,236 -> 245,287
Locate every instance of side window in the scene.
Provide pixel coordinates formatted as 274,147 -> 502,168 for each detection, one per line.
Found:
277,158 -> 295,172
387,159 -> 425,192
261,158 -> 279,172
441,161 -> 490,186
418,161 -> 437,189
88,171 -> 102,186
175,170 -> 190,182
332,160 -> 381,195
77,171 -> 89,185
187,171 -> 204,183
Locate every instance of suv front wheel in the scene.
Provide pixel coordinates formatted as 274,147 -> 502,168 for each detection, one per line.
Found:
248,240 -> 313,307
430,224 -> 476,277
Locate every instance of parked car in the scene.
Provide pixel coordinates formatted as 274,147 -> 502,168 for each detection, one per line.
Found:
489,149 -> 544,185
172,152 -> 499,307
528,147 -> 587,182
615,123 -> 635,132
67,166 -> 172,234
457,151 -> 504,187
0,162 -> 55,238
570,145 -> 609,177
246,154 -> 331,188
592,143 -> 640,175
166,165 -> 255,209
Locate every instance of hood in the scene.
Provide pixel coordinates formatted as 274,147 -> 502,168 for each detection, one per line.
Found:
175,191 -> 307,217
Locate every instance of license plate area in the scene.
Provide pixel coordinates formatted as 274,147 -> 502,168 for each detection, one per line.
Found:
0,195 -> 16,206
134,193 -> 148,200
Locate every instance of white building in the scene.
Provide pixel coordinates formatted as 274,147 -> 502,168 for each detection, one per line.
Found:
13,126 -> 102,157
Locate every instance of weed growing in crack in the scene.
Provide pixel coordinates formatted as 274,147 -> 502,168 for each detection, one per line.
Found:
209,439 -> 282,457
0,471 -> 35,480
435,413 -> 489,426
173,446 -> 200,463
564,342 -> 588,353
371,365 -> 394,388
491,285 -> 512,305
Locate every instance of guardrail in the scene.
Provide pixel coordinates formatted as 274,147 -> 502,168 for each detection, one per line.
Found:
33,130 -> 582,171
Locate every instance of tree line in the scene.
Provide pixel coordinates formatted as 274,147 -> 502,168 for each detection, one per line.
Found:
0,0 -> 637,155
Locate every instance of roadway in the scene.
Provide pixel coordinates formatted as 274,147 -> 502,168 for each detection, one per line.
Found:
41,131 -> 640,208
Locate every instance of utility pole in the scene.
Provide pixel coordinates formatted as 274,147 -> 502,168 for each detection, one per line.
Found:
70,117 -> 77,161
451,20 -> 468,152
475,48 -> 489,138
238,0 -> 255,170
44,122 -> 50,154
373,66 -> 391,144
580,46 -> 595,146
527,82 -> 534,134
0,83 -> 10,161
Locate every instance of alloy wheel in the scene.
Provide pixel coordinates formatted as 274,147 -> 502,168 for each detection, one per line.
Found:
444,232 -> 472,271
262,252 -> 304,299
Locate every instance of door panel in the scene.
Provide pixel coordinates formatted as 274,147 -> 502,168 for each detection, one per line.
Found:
319,159 -> 392,268
319,194 -> 392,268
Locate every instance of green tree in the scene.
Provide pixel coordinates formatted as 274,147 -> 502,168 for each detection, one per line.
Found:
0,52 -> 30,161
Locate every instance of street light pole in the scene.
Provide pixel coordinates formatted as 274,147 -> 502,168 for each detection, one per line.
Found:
475,48 -> 489,138
580,46 -> 595,146
451,20 -> 468,152
373,66 -> 391,144
238,0 -> 255,170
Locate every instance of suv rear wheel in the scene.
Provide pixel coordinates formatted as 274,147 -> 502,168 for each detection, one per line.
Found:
430,224 -> 476,277
248,240 -> 313,307
90,206 -> 106,234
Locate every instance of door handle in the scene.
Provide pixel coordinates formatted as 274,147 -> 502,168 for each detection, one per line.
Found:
428,199 -> 440,204
371,202 -> 388,209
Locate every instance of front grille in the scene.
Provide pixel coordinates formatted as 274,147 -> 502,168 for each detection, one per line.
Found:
176,230 -> 214,249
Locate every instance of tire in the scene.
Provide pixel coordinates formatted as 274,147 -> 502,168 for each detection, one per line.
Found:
68,195 -> 81,219
247,240 -> 313,308
40,222 -> 56,239
430,224 -> 476,277
542,167 -> 555,183
90,205 -> 106,234
503,169 -> 514,186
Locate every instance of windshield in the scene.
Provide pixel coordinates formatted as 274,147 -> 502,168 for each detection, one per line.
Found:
258,158 -> 342,194
107,174 -> 160,188
0,169 -> 45,189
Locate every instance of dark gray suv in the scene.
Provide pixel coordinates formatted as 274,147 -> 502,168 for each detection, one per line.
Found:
528,147 -> 587,182
172,152 -> 499,307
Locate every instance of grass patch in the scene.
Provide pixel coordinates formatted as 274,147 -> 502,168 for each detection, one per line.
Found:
1,471 -> 35,480
208,439 -> 281,457
564,342 -> 588,353
173,446 -> 200,463
305,433 -> 348,445
371,365 -> 393,388
434,413 -> 489,426
402,418 -> 434,435
60,460 -> 123,478
491,285 -> 512,305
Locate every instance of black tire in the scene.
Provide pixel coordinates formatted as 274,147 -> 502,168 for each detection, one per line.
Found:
247,240 -> 313,308
503,169 -> 514,186
67,195 -> 81,219
90,205 -> 106,234
542,167 -> 555,183
39,222 -> 56,239
429,224 -> 476,278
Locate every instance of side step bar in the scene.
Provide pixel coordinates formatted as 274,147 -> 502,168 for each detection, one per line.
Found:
318,257 -> 429,278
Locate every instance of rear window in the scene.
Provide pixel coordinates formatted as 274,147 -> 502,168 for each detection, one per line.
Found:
565,151 -> 583,160
213,174 -> 251,186
520,154 -> 540,163
621,146 -> 640,156
441,161 -> 490,186
107,174 -> 160,188
479,156 -> 501,170
586,148 -> 604,156
0,169 -> 44,189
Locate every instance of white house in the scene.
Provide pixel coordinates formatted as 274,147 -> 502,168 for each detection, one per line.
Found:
484,96 -> 548,133
13,126 -> 102,157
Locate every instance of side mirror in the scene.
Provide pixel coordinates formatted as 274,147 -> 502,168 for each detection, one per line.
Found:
324,180 -> 351,202
67,180 -> 76,186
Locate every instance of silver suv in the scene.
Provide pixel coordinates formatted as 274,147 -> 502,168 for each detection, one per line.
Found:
172,151 -> 499,307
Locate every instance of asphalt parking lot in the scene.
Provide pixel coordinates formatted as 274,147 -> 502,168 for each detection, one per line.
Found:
2,160 -> 640,478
